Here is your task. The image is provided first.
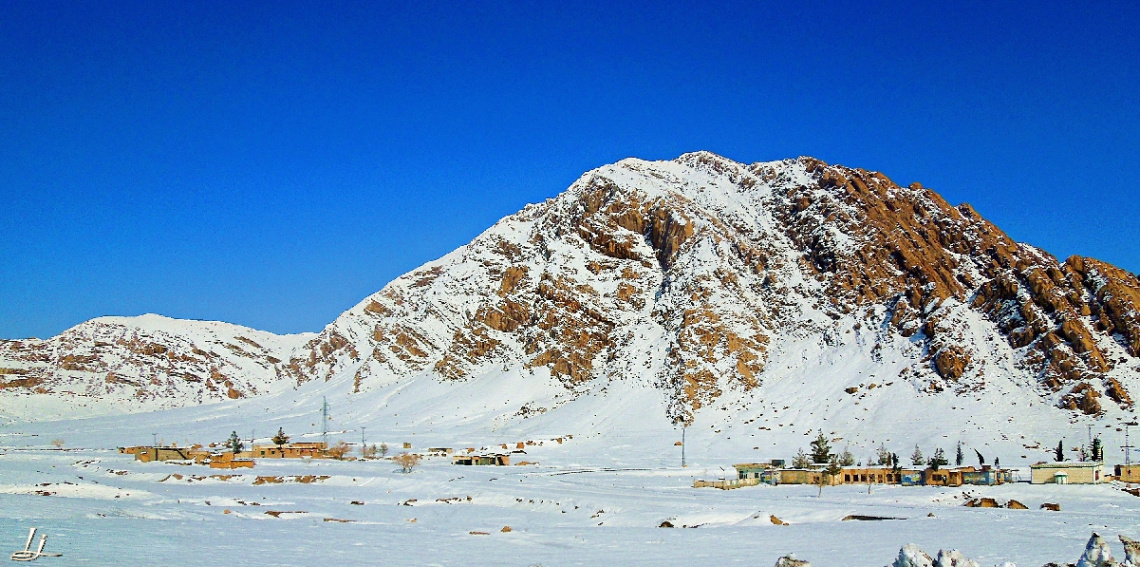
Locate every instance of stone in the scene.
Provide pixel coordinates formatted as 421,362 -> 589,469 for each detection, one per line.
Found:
934,549 -> 980,567
893,544 -> 934,567
1076,533 -> 1115,567
1119,535 -> 1140,566
774,554 -> 811,567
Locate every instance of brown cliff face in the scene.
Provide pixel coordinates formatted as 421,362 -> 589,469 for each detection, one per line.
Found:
285,152 -> 1139,420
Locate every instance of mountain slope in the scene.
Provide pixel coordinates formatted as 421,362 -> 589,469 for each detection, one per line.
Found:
285,152 -> 1140,425
0,314 -> 313,420
4,152 -> 1137,435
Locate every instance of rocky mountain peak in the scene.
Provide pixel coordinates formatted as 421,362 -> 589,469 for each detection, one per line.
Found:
284,152 -> 1139,422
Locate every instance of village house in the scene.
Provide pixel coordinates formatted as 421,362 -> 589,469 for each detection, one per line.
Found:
250,442 -> 329,459
774,468 -> 843,486
125,446 -> 199,463
698,462 -> 1012,490
452,453 -> 510,466
840,467 -> 910,485
1030,461 -> 1105,484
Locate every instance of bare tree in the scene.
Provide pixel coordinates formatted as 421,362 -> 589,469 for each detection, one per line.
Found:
394,452 -> 422,473
326,441 -> 351,460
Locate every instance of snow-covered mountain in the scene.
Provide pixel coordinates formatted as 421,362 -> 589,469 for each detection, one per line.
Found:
286,151 -> 1140,423
4,152 -> 1139,435
0,314 -> 313,420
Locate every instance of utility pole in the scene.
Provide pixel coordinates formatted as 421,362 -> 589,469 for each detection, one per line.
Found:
681,424 -> 687,468
321,396 -> 329,446
1126,422 -> 1137,467
152,433 -> 157,447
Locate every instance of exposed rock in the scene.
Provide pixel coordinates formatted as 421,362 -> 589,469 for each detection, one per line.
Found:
1041,502 -> 1061,511
1120,535 -> 1140,566
1006,499 -> 1028,510
1060,383 -> 1103,415
894,544 -> 934,567
965,498 -> 1000,508
770,515 -> 786,525
1076,533 -> 1115,567
934,346 -> 971,381
934,549 -> 980,567
1105,378 -> 1133,408
774,554 -> 811,567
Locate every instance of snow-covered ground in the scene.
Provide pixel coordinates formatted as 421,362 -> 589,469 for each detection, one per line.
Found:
3,337 -> 1138,566
2,437 -> 1140,566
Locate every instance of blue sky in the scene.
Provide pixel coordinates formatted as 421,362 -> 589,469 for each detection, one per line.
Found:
2,1 -> 1138,339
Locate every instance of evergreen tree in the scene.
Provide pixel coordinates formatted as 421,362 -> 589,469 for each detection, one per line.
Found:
876,443 -> 891,466
955,441 -> 964,467
839,446 -> 856,467
994,457 -> 1000,469
910,445 -> 924,466
974,448 -> 986,466
226,431 -> 244,455
819,455 -> 842,497
1055,440 -> 1064,462
928,447 -> 948,471
379,442 -> 389,457
810,431 -> 832,464
890,453 -> 902,475
272,427 -> 290,452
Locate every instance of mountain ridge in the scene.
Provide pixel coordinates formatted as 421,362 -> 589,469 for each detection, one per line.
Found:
3,152 -> 1138,429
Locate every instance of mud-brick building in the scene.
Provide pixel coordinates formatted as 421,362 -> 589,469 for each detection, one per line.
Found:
1030,462 -> 1105,484
453,454 -> 510,466
839,467 -> 915,484
1115,464 -> 1140,483
250,442 -> 329,459
776,469 -> 842,486
127,446 -> 196,463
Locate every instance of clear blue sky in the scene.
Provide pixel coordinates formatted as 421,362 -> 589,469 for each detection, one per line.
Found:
2,1 -> 1138,339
